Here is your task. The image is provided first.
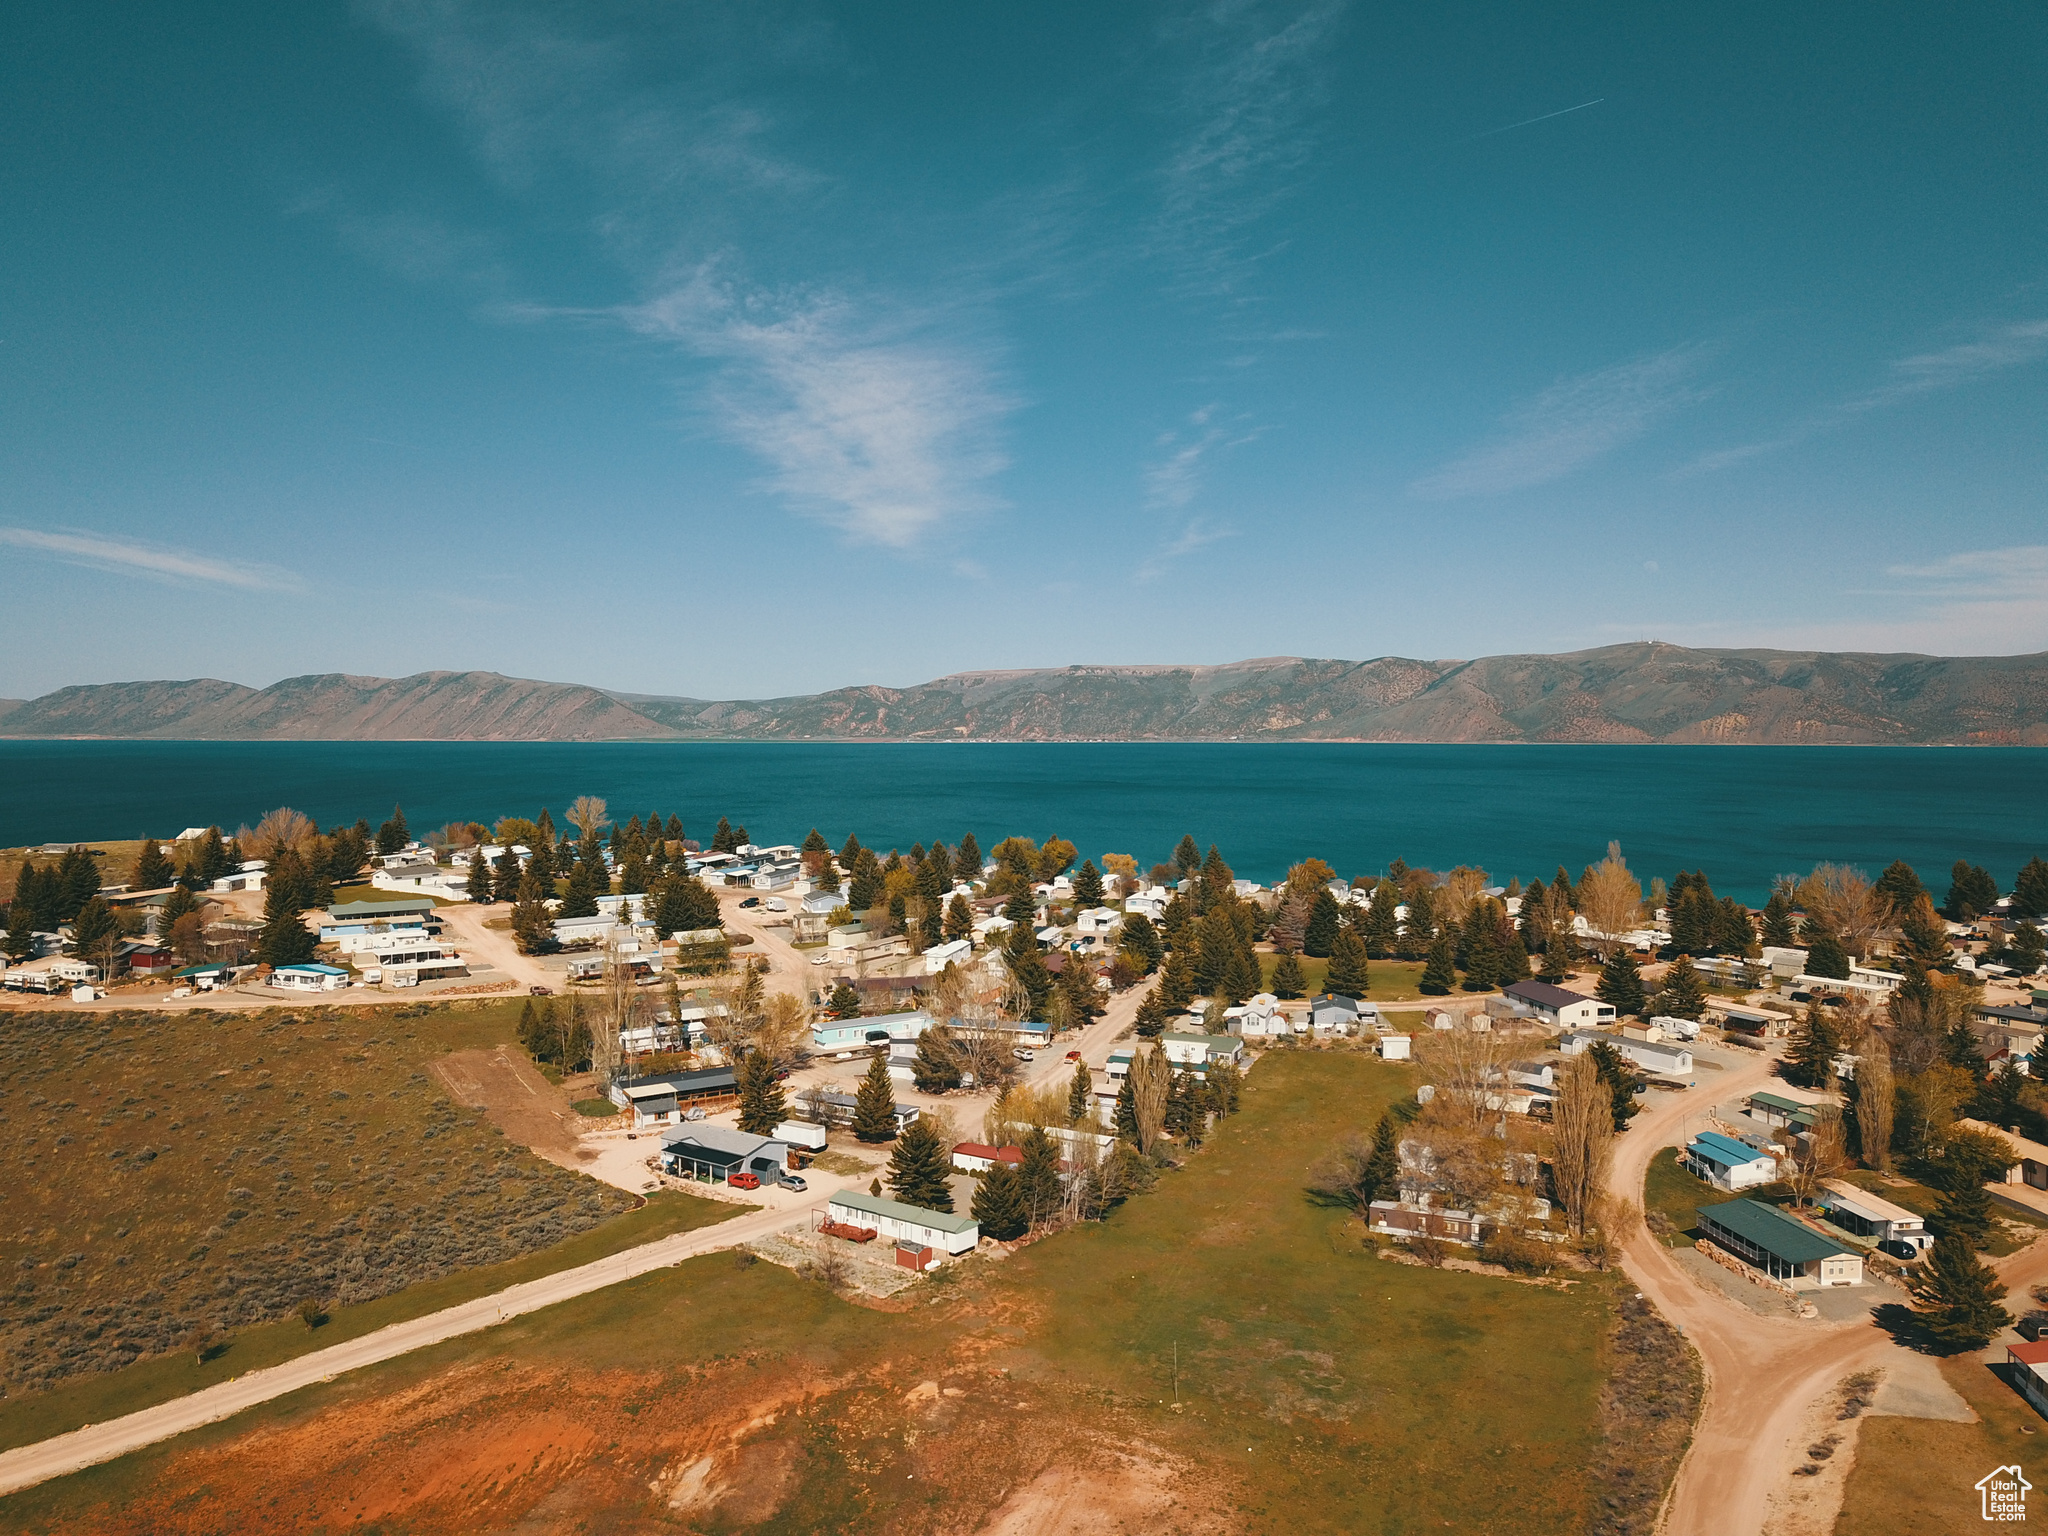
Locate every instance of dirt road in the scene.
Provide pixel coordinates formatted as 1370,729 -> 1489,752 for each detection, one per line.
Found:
0,1198 -> 819,1499
1615,1049 -> 1913,1536
435,902 -> 553,992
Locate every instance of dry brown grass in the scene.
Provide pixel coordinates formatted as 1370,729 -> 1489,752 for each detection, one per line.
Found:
0,1001 -> 630,1396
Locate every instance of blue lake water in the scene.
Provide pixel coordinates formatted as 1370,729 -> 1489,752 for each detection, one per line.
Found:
1,741 -> 2042,902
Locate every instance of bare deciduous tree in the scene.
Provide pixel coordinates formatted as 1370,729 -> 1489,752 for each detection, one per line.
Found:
1127,1044 -> 1171,1154
1415,1024 -> 1519,1132
1798,863 -> 1884,961
1856,1037 -> 1895,1171
1550,1053 -> 1614,1235
1577,842 -> 1644,956
755,991 -> 811,1071
1436,865 -> 1490,928
1784,1108 -> 1848,1207
566,796 -> 610,839
244,807 -> 315,860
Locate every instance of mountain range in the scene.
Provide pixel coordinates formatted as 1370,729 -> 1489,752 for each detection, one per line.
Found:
2,644 -> 2046,745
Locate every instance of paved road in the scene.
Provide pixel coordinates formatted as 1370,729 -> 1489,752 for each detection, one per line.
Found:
1614,1049 -> 1915,1536
0,1198 -> 818,1499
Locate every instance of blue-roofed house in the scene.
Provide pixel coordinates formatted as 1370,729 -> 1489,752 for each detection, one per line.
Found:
1684,1132 -> 1779,1192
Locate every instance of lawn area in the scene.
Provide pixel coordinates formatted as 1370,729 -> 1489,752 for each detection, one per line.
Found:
1644,1146 -> 1718,1244
0,1000 -> 636,1404
326,882 -> 454,907
1260,954 -> 1428,1001
1835,1354 -> 2044,1533
0,1054 -> 1649,1535
0,1189 -> 728,1452
1007,1050 -> 1617,1532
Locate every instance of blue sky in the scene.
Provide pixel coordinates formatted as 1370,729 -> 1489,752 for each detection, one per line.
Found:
4,2 -> 2046,700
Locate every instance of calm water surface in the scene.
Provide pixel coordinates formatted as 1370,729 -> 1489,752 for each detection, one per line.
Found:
1,741 -> 2042,902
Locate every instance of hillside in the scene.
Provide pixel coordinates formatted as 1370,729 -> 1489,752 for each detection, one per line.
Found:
3,646 -> 2047,743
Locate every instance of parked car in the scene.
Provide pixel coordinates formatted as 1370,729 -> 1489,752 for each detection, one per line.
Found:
684,1106 -> 707,1121
729,1171 -> 761,1190
739,896 -> 760,908
528,984 -> 553,996
1013,1048 -> 1036,1061
780,1174 -> 808,1193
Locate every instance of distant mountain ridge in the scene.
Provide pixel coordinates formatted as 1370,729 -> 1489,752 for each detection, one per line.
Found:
4,645 -> 2047,744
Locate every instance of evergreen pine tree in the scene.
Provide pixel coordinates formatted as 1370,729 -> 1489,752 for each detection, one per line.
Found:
1804,927 -> 1852,980
1760,890 -> 1797,948
1419,933 -> 1457,995
1361,1112 -> 1401,1207
1017,1127 -> 1061,1225
971,1162 -> 1028,1240
1650,955 -> 1709,1020
1401,889 -> 1437,961
827,982 -> 863,1019
1597,949 -> 1647,1017
953,833 -> 983,885
852,1055 -> 898,1143
70,895 -> 120,967
55,846 -> 100,922
1326,926 -> 1371,998
1270,951 -> 1307,999
1117,913 -> 1164,973
256,881 -> 318,968
1587,1041 -> 1642,1131
1133,991 -> 1169,1037
1113,1073 -> 1140,1142
1539,930 -> 1574,983
1164,1068 -> 1194,1137
1363,880 -> 1400,958
1932,1180 -> 1996,1250
2015,856 -> 2048,920
467,849 -> 494,903
735,1051 -> 788,1134
1910,1231 -> 2013,1351
1009,941 -> 1054,1020
132,839 -> 174,891
1068,1060 -> 1093,1122
1156,947 -> 1196,1011
518,997 -> 550,1060
1173,835 -> 1202,876
1303,889 -> 1343,957
886,1116 -> 954,1211
712,817 -> 737,854
511,874 -> 555,954
912,1025 -> 963,1093
1059,957 -> 1103,1023
1785,1006 -> 1842,1089
1073,859 -> 1104,908
1218,943 -> 1261,1006
944,893 -> 976,944
375,804 -> 410,855
1874,859 -> 1926,918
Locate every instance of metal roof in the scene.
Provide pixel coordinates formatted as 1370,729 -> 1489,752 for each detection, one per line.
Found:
829,1186 -> 978,1234
326,899 -> 438,919
1697,1199 -> 1850,1264
1504,980 -> 1597,1010
1689,1132 -> 1771,1167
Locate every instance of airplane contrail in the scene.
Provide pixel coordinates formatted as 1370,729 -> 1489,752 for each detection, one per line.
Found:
1458,98 -> 1606,144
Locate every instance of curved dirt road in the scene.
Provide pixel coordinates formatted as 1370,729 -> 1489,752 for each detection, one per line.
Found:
0,1198 -> 818,1499
1615,1049 -> 1916,1536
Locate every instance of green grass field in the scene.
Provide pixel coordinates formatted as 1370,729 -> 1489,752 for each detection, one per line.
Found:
325,883 -> 454,908
1,1054 -> 1650,1534
0,1000 -> 637,1409
1260,954 -> 1428,1001
1,839 -> 150,903
1643,1145 -> 1718,1243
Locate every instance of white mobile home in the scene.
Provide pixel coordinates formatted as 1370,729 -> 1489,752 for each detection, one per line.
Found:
825,1188 -> 979,1255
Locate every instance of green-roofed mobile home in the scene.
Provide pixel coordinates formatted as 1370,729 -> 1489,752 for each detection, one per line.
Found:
1697,1199 -> 1863,1287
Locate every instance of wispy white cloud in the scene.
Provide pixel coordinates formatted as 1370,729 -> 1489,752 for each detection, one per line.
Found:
1412,345 -> 1709,499
1848,320 -> 2048,411
1137,518 -> 1237,582
620,276 -> 1014,549
1154,0 -> 1346,295
1684,318 -> 2048,475
0,528 -> 302,592
1144,405 -> 1223,509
